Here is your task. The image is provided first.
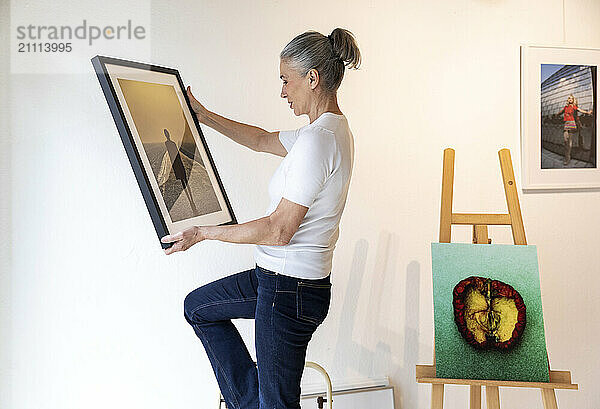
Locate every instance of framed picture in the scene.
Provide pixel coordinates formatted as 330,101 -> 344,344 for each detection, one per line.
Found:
91,55 -> 236,249
521,45 -> 599,190
431,243 -> 550,382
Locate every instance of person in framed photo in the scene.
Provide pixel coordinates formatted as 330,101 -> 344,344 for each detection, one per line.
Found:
558,94 -> 593,165
161,28 -> 360,409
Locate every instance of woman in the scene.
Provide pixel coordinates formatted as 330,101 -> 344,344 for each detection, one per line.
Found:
161,28 -> 360,409
558,94 -> 592,165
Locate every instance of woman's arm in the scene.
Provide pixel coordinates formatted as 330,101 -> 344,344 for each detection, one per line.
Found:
557,107 -> 565,116
161,198 -> 308,254
187,86 -> 287,156
577,107 -> 593,115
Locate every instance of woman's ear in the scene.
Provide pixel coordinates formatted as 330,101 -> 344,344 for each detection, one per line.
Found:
308,68 -> 320,90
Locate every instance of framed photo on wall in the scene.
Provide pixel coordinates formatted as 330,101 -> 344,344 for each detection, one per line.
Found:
91,56 -> 236,249
521,45 -> 599,190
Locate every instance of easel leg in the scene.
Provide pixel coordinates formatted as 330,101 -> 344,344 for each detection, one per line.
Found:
485,386 -> 500,409
469,385 -> 481,409
431,384 -> 444,409
541,388 -> 559,409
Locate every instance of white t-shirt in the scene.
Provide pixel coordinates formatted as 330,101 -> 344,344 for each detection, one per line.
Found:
254,112 -> 355,279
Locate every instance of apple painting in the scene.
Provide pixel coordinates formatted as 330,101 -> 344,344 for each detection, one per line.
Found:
453,276 -> 526,351
431,243 -> 549,382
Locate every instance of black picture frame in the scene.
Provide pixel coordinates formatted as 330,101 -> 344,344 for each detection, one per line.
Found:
91,55 -> 237,249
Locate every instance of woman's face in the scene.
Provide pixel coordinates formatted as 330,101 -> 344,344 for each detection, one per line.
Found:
279,59 -> 311,116
567,96 -> 574,104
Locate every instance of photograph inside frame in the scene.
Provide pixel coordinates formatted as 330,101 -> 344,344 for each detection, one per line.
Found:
540,64 -> 596,169
117,78 -> 222,221
101,59 -> 235,232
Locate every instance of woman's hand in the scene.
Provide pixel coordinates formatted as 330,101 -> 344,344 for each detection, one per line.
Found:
161,226 -> 204,255
186,86 -> 210,123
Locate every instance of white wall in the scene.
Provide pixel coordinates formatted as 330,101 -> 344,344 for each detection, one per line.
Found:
2,0 -> 600,408
1,0 -> 12,407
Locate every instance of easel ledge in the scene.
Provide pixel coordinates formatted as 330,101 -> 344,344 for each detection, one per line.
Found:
416,365 -> 578,390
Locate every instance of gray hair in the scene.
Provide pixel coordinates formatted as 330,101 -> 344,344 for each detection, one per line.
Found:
280,28 -> 361,93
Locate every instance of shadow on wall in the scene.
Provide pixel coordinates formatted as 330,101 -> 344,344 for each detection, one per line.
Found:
333,231 -> 422,409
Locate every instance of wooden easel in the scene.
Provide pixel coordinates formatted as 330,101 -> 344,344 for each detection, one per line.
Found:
416,148 -> 578,409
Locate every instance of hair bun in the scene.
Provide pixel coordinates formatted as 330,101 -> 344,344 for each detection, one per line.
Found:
329,28 -> 361,69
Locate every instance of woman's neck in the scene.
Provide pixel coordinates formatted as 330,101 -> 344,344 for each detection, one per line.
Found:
308,93 -> 342,123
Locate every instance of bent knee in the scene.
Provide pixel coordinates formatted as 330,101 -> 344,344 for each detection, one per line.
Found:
183,288 -> 207,324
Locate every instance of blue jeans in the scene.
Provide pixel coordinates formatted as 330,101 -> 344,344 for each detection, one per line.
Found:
184,265 -> 332,409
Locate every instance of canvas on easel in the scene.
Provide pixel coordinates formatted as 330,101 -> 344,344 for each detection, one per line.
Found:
431,243 -> 549,382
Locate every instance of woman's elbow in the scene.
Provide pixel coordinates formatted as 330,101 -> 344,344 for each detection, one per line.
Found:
272,230 -> 292,246
269,224 -> 294,246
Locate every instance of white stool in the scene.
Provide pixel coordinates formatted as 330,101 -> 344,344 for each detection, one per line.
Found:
217,361 -> 333,409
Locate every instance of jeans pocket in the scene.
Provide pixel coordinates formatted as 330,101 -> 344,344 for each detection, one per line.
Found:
296,282 -> 332,325
256,265 -> 277,276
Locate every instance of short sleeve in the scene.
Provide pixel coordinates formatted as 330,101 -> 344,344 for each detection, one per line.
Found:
282,130 -> 335,208
278,129 -> 300,153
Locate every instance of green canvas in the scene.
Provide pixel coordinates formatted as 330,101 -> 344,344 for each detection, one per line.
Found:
431,243 -> 550,382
